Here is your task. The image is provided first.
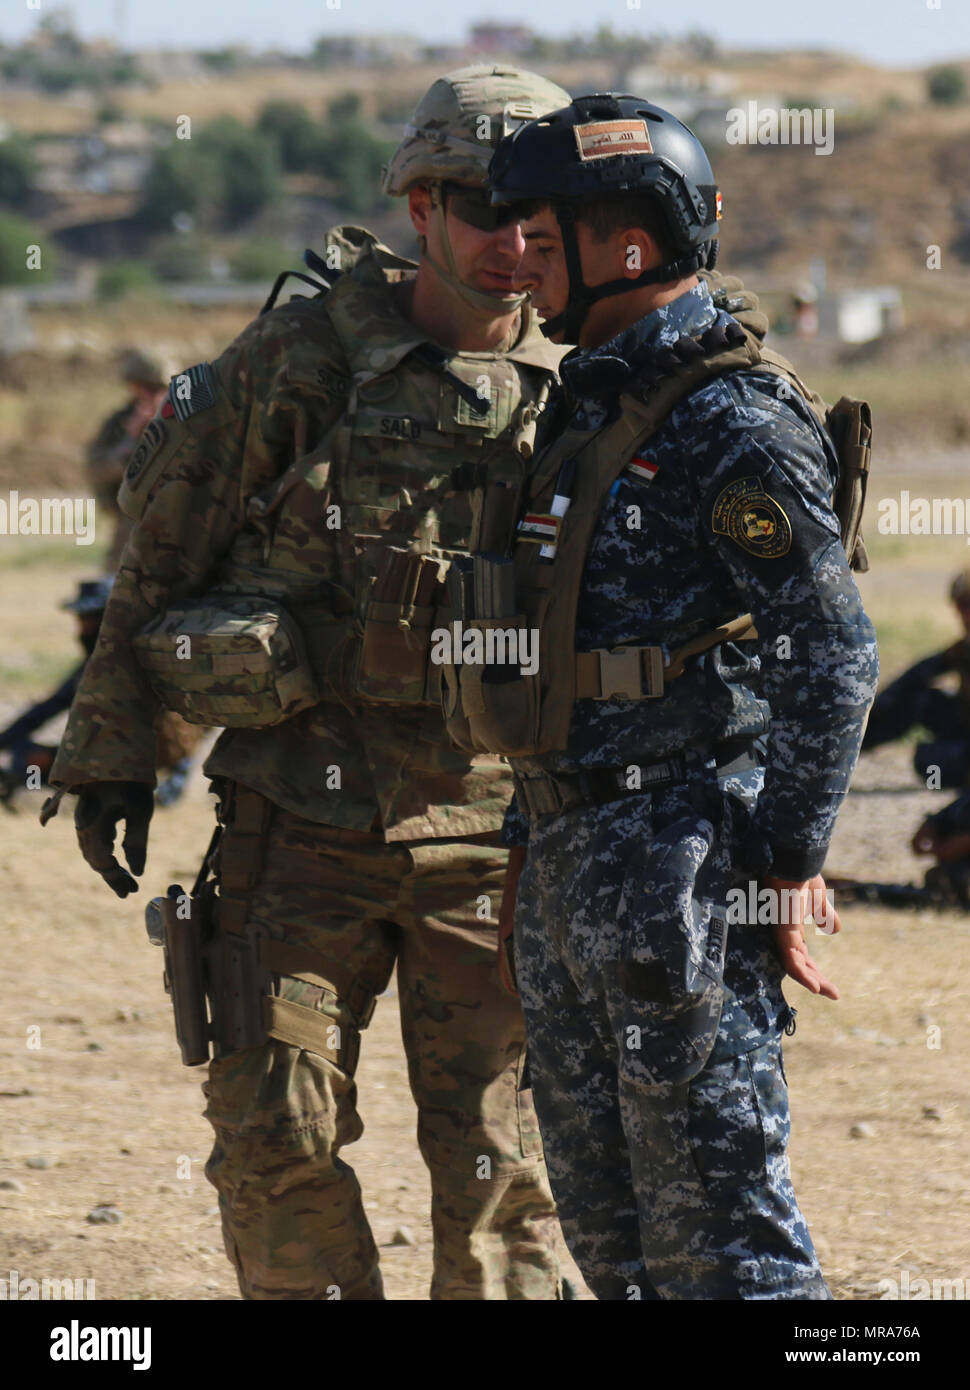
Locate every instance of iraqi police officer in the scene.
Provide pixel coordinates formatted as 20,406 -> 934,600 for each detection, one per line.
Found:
861,565 -> 970,788
43,66 -> 573,1300
445,94 -> 879,1298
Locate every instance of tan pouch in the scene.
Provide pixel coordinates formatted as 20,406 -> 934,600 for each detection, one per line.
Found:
354,548 -> 444,705
454,616 -> 538,756
133,594 -> 320,728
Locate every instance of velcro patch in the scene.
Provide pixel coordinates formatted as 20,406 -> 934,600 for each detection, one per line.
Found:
124,419 -> 166,486
168,362 -> 216,422
712,476 -> 792,558
517,512 -> 559,542
625,456 -> 659,484
574,119 -> 653,162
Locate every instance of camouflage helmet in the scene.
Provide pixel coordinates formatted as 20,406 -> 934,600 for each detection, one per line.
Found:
382,64 -> 571,196
119,348 -> 167,390
950,567 -> 970,605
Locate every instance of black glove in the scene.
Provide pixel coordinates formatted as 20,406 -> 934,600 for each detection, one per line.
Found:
74,782 -> 154,898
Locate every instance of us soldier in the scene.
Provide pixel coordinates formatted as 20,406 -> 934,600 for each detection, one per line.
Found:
445,94 -> 879,1297
86,349 -> 169,572
861,566 -> 970,789
0,579 -> 193,808
42,66 -> 571,1300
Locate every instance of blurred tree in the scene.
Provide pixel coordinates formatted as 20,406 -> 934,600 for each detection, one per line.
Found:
230,238 -> 291,281
139,141 -> 224,229
318,105 -> 393,215
256,101 -> 322,172
328,92 -> 362,121
0,135 -> 35,209
96,260 -> 159,299
0,214 -> 53,285
202,118 -> 282,224
927,66 -> 967,106
139,119 -> 281,230
200,49 -> 241,73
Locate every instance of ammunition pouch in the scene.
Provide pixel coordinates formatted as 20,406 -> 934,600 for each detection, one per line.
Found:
145,784 -> 376,1072
350,546 -> 449,707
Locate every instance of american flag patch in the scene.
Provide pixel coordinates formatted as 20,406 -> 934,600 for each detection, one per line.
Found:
625,456 -> 659,484
169,362 -> 216,422
518,512 -> 559,542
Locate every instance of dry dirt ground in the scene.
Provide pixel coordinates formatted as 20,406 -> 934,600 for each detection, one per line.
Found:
1,452 -> 969,1302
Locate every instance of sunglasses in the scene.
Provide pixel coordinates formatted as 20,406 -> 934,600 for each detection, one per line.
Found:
443,183 -> 522,232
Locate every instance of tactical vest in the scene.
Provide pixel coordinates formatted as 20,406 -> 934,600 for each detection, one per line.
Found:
212,242 -> 564,715
443,276 -> 872,759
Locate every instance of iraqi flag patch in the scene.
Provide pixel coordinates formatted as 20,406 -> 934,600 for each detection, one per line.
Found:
574,119 -> 654,162
517,512 -> 560,543
625,456 -> 659,485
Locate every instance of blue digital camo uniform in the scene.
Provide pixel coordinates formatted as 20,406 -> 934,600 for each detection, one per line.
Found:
506,281 -> 879,1300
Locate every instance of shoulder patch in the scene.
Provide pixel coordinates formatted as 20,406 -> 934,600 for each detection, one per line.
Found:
124,419 -> 166,485
168,362 -> 216,421
711,475 -> 792,558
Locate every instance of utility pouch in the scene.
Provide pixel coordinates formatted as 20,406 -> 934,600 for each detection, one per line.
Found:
453,615 -> 537,756
825,396 -> 872,573
133,593 -> 320,728
354,547 -> 444,705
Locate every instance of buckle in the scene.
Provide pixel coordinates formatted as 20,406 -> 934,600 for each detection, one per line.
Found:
593,647 -> 643,700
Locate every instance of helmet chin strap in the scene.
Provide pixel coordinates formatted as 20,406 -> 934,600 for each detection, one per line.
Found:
418,187 -> 527,320
539,204 -> 712,343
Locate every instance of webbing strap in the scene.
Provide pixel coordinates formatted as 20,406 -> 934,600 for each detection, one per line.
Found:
573,614 -> 758,701
260,938 -> 377,1026
262,996 -> 361,1074
218,785 -> 274,934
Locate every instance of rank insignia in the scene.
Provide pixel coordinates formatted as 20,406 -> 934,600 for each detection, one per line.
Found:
168,362 -> 216,422
711,476 -> 792,558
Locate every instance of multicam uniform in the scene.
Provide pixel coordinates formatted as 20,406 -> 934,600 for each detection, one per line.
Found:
86,351 -> 168,572
49,228 -> 568,1300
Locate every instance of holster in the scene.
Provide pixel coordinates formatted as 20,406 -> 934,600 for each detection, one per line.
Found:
146,782 -> 377,1072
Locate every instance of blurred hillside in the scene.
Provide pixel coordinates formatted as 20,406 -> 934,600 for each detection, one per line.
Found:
1,17 -> 969,471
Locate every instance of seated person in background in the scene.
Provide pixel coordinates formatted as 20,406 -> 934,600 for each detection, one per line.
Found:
861,567 -> 970,788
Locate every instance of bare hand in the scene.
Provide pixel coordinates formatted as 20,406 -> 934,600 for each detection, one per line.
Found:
763,873 -> 840,1001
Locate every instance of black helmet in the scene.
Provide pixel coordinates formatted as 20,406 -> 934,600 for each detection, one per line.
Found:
61,576 -> 113,616
488,93 -> 722,341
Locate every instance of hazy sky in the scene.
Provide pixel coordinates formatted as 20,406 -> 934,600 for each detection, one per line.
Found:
1,0 -> 967,67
